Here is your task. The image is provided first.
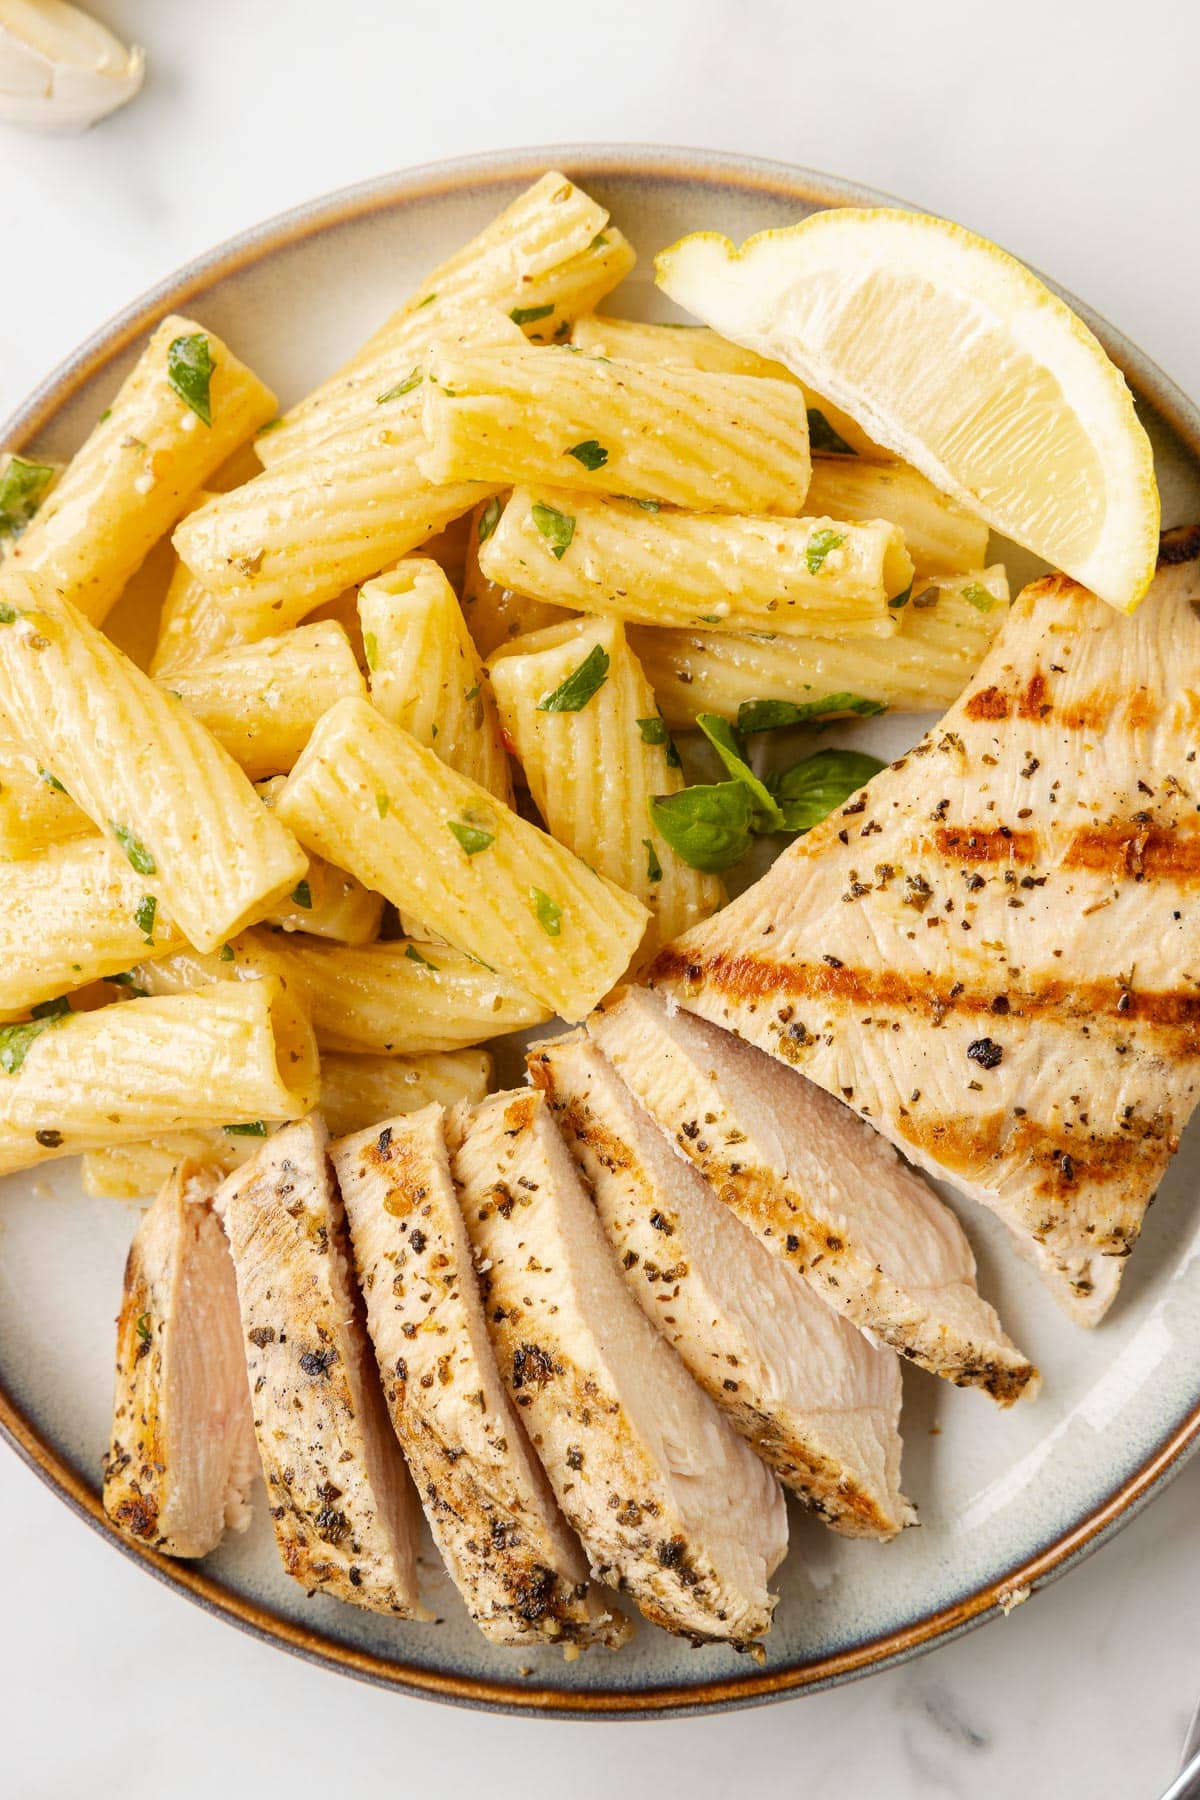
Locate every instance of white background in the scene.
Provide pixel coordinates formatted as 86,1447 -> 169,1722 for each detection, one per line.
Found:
4,3 -> 1200,1795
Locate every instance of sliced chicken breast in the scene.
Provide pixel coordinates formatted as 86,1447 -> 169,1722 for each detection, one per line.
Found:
446,1088 -> 788,1648
331,1106 -> 629,1650
530,1031 -> 914,1538
103,1162 -> 258,1557
590,990 -> 1037,1407
215,1115 -> 424,1616
648,536 -> 1200,1324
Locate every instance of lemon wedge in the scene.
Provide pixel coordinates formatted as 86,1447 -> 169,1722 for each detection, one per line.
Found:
656,210 -> 1159,613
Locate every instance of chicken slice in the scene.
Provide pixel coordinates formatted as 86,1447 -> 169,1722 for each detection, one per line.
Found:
530,1031 -> 914,1538
446,1087 -> 788,1648
103,1162 -> 258,1557
590,990 -> 1037,1407
215,1115 -> 424,1615
331,1106 -> 630,1650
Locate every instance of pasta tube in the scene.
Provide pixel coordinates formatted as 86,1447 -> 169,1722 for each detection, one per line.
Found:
419,343 -> 812,513
132,929 -> 550,1054
0,573 -> 307,952
9,316 -> 276,624
359,560 -> 512,803
259,173 -> 636,466
149,491 -> 265,675
489,617 -> 723,953
480,489 -> 911,636
0,836 -> 186,1017
82,1047 -> 492,1199
570,316 -> 883,458
166,622 -> 366,779
0,727 -> 90,857
0,977 -> 319,1178
274,698 -> 649,1021
805,459 -> 989,576
630,568 -> 1011,726
254,778 -> 383,944
461,496 -> 572,659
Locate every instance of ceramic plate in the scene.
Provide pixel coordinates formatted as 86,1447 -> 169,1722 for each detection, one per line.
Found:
4,146 -> 1200,1720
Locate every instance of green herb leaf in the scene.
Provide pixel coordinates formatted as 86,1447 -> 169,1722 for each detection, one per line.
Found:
531,501 -> 575,560
0,603 -> 19,625
405,944 -> 440,970
737,693 -> 886,734
511,303 -> 556,326
566,438 -> 608,471
0,1005 -> 69,1075
219,943 -> 235,963
589,232 -> 609,251
888,581 -> 914,610
167,333 -> 215,427
448,817 -> 495,856
110,823 -> 156,876
417,293 -> 437,309
960,580 -> 996,613
766,749 -> 886,834
376,791 -> 390,818
135,1313 -> 152,1342
537,643 -> 609,713
695,713 -> 784,830
477,496 -> 502,544
38,767 -> 67,795
256,417 -> 283,435
635,715 -> 681,769
363,631 -> 379,671
223,1120 -> 268,1137
30,996 -> 71,1020
806,409 -> 858,456
108,971 -> 148,996
633,498 -> 660,512
805,528 -> 846,575
134,895 -> 157,941
648,781 -> 755,874
0,456 -> 56,538
290,880 -> 313,909
643,837 -> 663,882
377,370 -> 422,402
530,887 -> 563,936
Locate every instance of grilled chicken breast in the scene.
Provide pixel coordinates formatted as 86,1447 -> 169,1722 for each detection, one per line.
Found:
530,1031 -> 914,1538
215,1116 -> 424,1615
331,1107 -> 629,1650
103,1163 -> 258,1557
649,534 -> 1200,1324
590,990 -> 1036,1405
447,1088 -> 788,1647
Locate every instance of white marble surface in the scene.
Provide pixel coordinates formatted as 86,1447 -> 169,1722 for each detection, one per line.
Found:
3,2 -> 1199,1794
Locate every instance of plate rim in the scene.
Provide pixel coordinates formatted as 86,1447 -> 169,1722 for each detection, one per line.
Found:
4,141 -> 1200,1721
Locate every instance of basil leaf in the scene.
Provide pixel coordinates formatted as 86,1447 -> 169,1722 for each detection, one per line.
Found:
110,823 -> 156,876
405,944 -> 440,970
766,749 -> 886,834
290,880 -> 313,909
478,496 -> 502,544
377,370 -> 422,402
566,439 -> 608,471
537,643 -> 609,713
695,713 -> 784,829
737,693 -> 886,734
167,333 -> 215,427
511,303 -> 555,326
888,581 -> 913,610
805,528 -> 846,575
648,781 -> 755,874
448,817 -> 495,856
806,408 -> 858,456
0,456 -> 56,538
530,887 -> 563,936
531,501 -> 575,560
643,837 -> 663,883
960,580 -> 996,613
223,1120 -> 268,1137
134,895 -> 156,940
0,1006 -> 69,1075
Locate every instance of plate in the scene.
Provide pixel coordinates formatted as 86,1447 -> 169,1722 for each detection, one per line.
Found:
4,145 -> 1200,1720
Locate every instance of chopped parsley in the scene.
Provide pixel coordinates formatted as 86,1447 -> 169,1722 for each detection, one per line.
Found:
38,767 -> 67,795
448,816 -> 496,856
960,580 -> 996,613
636,716 -> 682,764
0,1002 -> 70,1075
530,887 -> 563,936
110,823 -> 156,875
377,370 -> 422,402
531,501 -> 575,560
218,943 -> 235,963
223,1120 -> 268,1137
477,496 -> 502,544
566,438 -> 608,471
363,631 -> 379,671
135,1313 -> 152,1342
0,455 -> 56,539
643,837 -> 663,882
166,333 -> 215,426
537,643 -> 609,712
806,408 -> 858,456
134,895 -> 157,941
888,581 -> 914,610
0,603 -> 19,625
510,303 -> 556,326
405,944 -> 440,970
376,791 -> 390,818
805,528 -> 846,575
290,880 -> 313,909
108,971 -> 148,996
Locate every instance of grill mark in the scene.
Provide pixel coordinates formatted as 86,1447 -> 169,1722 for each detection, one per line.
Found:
964,685 -> 1009,721
933,824 -> 1035,864
1016,671 -> 1049,720
896,1108 -> 1176,1214
1063,825 -> 1200,881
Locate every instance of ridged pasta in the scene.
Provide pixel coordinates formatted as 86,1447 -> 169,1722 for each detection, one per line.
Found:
149,490 -> 265,675
0,835 -> 186,1017
629,568 -> 1012,726
359,560 -> 512,803
0,978 -> 319,1177
81,1047 -> 493,1199
254,778 -> 384,944
0,572 -> 306,952
419,344 -> 812,513
489,616 -> 723,954
461,496 -> 572,659
274,697 -> 649,1021
570,315 -> 884,458
8,316 -> 276,624
259,173 -> 636,467
0,725 -> 90,857
805,459 -> 989,576
481,488 -> 912,637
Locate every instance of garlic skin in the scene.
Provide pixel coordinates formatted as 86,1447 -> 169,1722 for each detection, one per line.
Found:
0,0 -> 144,133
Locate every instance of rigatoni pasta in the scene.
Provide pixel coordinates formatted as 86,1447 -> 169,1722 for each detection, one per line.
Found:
274,697 -> 649,1021
480,488 -> 912,636
489,616 -> 723,952
0,572 -> 307,952
255,778 -> 383,944
804,459 -> 989,576
418,343 -> 813,513
0,727 -> 90,857
359,559 -> 512,803
461,496 -> 572,659
9,316 -> 276,624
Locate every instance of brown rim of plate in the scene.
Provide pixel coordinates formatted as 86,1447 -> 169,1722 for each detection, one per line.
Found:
3,144 -> 1200,1720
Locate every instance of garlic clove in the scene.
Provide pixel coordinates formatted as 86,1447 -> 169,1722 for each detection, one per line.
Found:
0,0 -> 144,134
